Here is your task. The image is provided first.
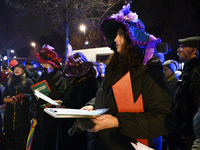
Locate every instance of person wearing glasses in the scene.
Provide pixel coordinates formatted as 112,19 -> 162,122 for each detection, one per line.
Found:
165,36 -> 200,150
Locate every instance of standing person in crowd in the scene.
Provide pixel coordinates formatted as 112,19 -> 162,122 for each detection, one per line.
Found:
0,63 -> 13,147
166,36 -> 200,150
62,52 -> 100,150
163,59 -> 181,97
0,64 -> 13,86
25,59 -> 39,83
1,63 -> 34,150
78,4 -> 175,150
192,107 -> 200,150
31,44 -> 67,150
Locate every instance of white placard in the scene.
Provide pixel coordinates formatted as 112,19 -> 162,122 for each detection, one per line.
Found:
44,108 -> 109,118
34,90 -> 60,106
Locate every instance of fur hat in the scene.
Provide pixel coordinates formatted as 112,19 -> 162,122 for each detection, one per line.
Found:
35,44 -> 62,70
9,59 -> 18,67
163,60 -> 179,73
178,36 -> 200,50
100,4 -> 161,65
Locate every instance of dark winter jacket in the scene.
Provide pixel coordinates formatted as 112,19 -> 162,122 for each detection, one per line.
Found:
86,57 -> 176,150
62,69 -> 99,150
31,68 -> 67,150
2,73 -> 34,131
170,57 -> 200,143
28,67 -> 39,83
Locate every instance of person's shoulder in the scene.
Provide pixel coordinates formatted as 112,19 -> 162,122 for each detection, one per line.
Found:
190,58 -> 200,75
26,77 -> 34,84
146,59 -> 163,71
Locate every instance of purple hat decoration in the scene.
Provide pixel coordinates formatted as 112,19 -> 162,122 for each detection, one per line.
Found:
100,4 -> 161,65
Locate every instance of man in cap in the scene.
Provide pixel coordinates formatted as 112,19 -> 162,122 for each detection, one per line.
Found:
166,36 -> 200,150
25,59 -> 39,83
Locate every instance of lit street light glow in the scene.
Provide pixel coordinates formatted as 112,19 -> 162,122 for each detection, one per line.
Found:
3,56 -> 7,60
31,42 -> 36,47
85,41 -> 89,45
80,24 -> 86,48
80,25 -> 86,32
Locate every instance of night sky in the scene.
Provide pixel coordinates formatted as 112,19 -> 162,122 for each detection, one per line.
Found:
0,0 -> 200,63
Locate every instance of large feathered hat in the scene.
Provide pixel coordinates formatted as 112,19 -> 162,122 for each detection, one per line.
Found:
100,4 -> 161,64
35,44 -> 62,70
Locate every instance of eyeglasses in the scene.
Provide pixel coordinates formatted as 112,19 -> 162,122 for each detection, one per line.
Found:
179,45 -> 191,50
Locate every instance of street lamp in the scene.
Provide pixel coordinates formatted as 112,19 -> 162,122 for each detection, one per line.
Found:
7,49 -> 15,66
80,25 -> 86,48
31,42 -> 36,48
85,41 -> 89,45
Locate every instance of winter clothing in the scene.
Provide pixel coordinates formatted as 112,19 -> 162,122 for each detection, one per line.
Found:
77,4 -> 175,150
85,54 -> 175,150
166,57 -> 200,150
2,73 -> 34,149
163,60 -> 181,97
31,68 -> 67,150
28,67 -> 39,83
62,53 -> 100,150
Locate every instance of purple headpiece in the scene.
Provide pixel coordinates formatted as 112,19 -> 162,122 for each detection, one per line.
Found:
64,52 -> 95,78
100,4 -> 162,65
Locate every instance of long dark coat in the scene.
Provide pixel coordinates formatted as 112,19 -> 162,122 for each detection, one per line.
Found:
31,69 -> 67,150
167,57 -> 200,150
2,73 -> 34,149
87,54 -> 176,150
62,69 -> 99,150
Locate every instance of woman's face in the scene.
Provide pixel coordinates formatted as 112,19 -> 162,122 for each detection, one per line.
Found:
114,28 -> 125,53
14,67 -> 24,76
42,63 -> 54,73
42,63 -> 52,69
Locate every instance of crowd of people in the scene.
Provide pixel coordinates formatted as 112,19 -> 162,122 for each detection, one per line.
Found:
0,3 -> 199,150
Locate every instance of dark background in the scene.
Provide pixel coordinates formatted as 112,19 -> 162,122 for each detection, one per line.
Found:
0,0 -> 200,63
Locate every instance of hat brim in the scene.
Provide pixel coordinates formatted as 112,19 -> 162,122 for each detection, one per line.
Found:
35,53 -> 60,70
64,62 -> 94,77
101,18 -> 152,52
101,19 -> 124,52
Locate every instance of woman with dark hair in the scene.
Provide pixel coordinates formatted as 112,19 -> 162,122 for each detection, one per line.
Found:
2,63 -> 34,150
79,4 -> 176,150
